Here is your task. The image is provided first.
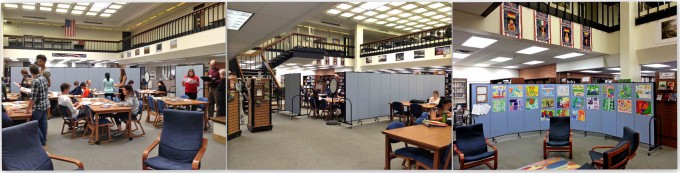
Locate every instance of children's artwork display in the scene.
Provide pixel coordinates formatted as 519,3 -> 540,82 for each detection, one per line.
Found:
617,99 -> 632,113
558,97 -> 570,108
636,100 -> 652,115
493,99 -> 506,112
619,85 -> 632,98
586,97 -> 600,110
572,85 -> 585,96
572,109 -> 586,121
541,86 -> 554,96
586,85 -> 600,96
604,85 -> 615,98
542,98 -> 555,108
526,97 -> 539,110
509,85 -> 524,97
541,109 -> 555,121
509,99 -> 523,111
557,85 -> 569,96
493,86 -> 506,98
603,98 -> 615,111
527,85 -> 539,97
477,86 -> 488,95
572,97 -> 584,109
636,84 -> 652,99
557,109 -> 569,117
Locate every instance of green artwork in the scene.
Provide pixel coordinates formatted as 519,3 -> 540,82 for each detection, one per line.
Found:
619,85 -> 632,98
509,85 -> 524,97
558,97 -> 570,108
586,85 -> 600,95
557,109 -> 569,117
572,85 -> 585,96
542,98 -> 555,108
526,97 -> 539,110
493,99 -> 506,112
602,98 -> 615,111
571,97 -> 584,109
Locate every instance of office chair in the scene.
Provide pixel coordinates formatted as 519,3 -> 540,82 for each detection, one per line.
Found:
590,126 -> 639,168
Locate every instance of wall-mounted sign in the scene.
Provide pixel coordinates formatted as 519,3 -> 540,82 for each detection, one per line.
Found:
170,39 -> 178,49
660,72 -> 676,79
501,2 -> 522,39
534,11 -> 550,44
561,19 -> 573,48
657,17 -> 677,44
52,53 -> 86,58
582,26 -> 592,51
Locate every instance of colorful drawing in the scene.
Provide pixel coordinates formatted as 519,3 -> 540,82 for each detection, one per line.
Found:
527,85 -> 539,97
636,100 -> 652,115
636,84 -> 653,99
603,98 -> 615,111
541,109 -> 555,121
617,99 -> 632,113
587,85 -> 600,96
509,86 -> 524,97
493,86 -> 506,98
571,109 -> 586,121
587,98 -> 600,110
604,85 -> 615,98
526,98 -> 539,110
557,85 -> 570,96
572,97 -> 584,109
619,85 -> 632,98
493,99 -> 506,112
558,97 -> 570,108
542,98 -> 555,108
542,86 -> 554,97
510,99 -> 523,111
572,85 -> 585,96
557,109 -> 569,117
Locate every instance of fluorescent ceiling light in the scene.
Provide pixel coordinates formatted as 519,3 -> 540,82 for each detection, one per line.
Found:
39,7 -> 52,11
428,3 -> 445,8
503,66 -> 518,69
401,4 -> 417,10
4,4 -> 18,8
392,68 -> 406,71
438,7 -> 452,12
387,9 -> 402,15
641,70 -> 656,73
430,66 -> 445,69
243,61 -> 255,64
452,52 -> 470,59
394,25 -> 405,29
400,71 -> 412,73
671,69 -> 677,71
555,52 -> 584,59
417,2 -> 432,5
423,26 -> 433,30
353,15 -> 366,20
326,9 -> 341,14
403,27 -> 413,31
414,24 -> 424,28
607,68 -> 621,71
336,3 -> 352,10
412,29 -> 421,32
418,19 -> 431,23
399,13 -> 412,17
409,16 -> 422,20
73,6 -> 87,10
611,72 -> 621,75
340,12 -> 354,17
90,3 -> 110,11
643,64 -> 671,68
77,3 -> 90,5
100,13 -> 112,17
57,4 -> 70,8
286,63 -> 298,66
22,3 -> 35,5
385,23 -> 396,27
516,46 -> 548,54
426,21 -> 438,25
396,20 -> 408,24
56,9 -> 68,13
375,14 -> 389,19
85,12 -> 98,16
411,67 -> 424,70
412,8 -> 427,13
474,64 -> 490,67
388,2 -> 405,6
360,2 -> 388,10
71,10 -> 83,15
490,57 -> 512,62
376,21 -> 387,25
386,17 -> 399,21
364,18 -> 377,23
440,17 -> 452,21
523,61 -> 544,65
434,23 -> 446,27
423,11 -> 437,16
364,11 -> 377,16
109,4 -> 122,9
227,9 -> 253,30
375,6 -> 391,11
350,8 -> 365,13
40,3 -> 53,6
22,5 -> 35,10
581,70 -> 602,73
406,22 -> 417,25
432,15 -> 446,19
104,9 -> 116,13
462,36 -> 497,48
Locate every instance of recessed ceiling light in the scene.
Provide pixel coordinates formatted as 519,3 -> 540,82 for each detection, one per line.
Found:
581,70 -> 602,73
403,27 -> 413,31
400,71 -> 412,73
376,21 -> 387,25
671,69 -> 677,71
386,17 -> 399,21
462,36 -> 497,48
4,4 -> 18,8
401,4 -> 417,10
56,8 -> 68,13
399,13 -> 412,17
57,4 -> 70,8
411,67 -> 424,70
516,46 -> 549,54
360,2 -> 388,10
22,5 -> 35,10
413,8 -> 427,13
414,24 -> 424,28
336,3 -> 352,10
104,9 -> 116,13
71,10 -> 83,15
418,18 -> 431,23
440,17 -> 452,21
77,3 -> 90,6
364,11 -> 377,16
73,6 -> 87,10
412,29 -> 421,32
286,63 -> 298,66
113,2 -> 127,5
387,9 -> 402,15
227,9 -> 253,30
474,64 -> 490,67
607,68 -> 621,71
428,3 -> 445,8
643,64 -> 671,68
39,7 -> 52,11
432,15 -> 446,19
523,61 -> 544,65
423,11 -> 437,16
375,14 -> 389,19
430,66 -> 445,69
40,3 -> 53,6
555,52 -> 584,59
417,2 -> 432,5
388,2 -> 405,6
490,57 -> 513,62
434,23 -> 446,27
375,6 -> 391,11
396,20 -> 408,24
340,12 -> 355,17
90,2 -> 111,11
426,21 -> 438,25
353,15 -> 366,20
503,66 -> 518,69
100,13 -> 112,17
641,70 -> 656,73
394,25 -> 405,29
365,18 -> 377,23
385,23 -> 396,27
326,9 -> 341,14
409,16 -> 422,20
22,3 -> 35,5
109,4 -> 122,9
406,22 -> 417,25
438,7 -> 452,12
350,8 -> 365,13
422,26 -> 433,30
393,68 -> 406,71
452,52 -> 470,59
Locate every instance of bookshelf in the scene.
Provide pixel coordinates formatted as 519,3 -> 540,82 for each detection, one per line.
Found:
525,78 -> 557,84
451,78 -> 467,104
490,78 -> 525,84
655,71 -> 676,148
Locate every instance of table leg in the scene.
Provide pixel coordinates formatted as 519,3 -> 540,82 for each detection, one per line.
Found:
389,104 -> 393,122
95,113 -> 100,145
433,149 -> 440,170
385,136 -> 390,170
127,111 -> 132,141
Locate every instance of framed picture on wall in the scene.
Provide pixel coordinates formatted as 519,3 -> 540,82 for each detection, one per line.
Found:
366,57 -> 372,64
414,50 -> 425,59
657,17 -> 677,44
435,46 -> 450,56
144,46 -> 150,54
396,53 -> 404,61
156,43 -> 162,53
501,2 -> 522,39
170,39 -> 178,49
534,11 -> 551,44
135,49 -> 140,56
378,55 -> 387,62
332,38 -> 340,44
561,19 -> 573,48
127,51 -> 131,58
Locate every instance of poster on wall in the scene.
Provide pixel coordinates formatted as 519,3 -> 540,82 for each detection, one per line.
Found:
572,97 -> 584,108
365,57 -> 372,64
127,51 -> 131,58
619,85 -> 632,98
557,109 -> 569,117
477,86 -> 488,95
572,85 -> 584,96
325,57 -> 330,65
378,55 -> 387,62
542,86 -> 554,96
527,85 -> 539,97
435,46 -> 450,56
526,97 -> 539,110
534,11 -> 551,44
477,95 -> 487,103
509,85 -> 524,97
586,85 -> 599,95
493,99 -> 506,112
557,85 -> 569,96
617,99 -> 632,113
558,97 -> 570,108
156,43 -> 162,53
587,97 -> 600,110
170,39 -> 178,49
414,50 -> 425,59
572,109 -> 586,121
509,99 -> 523,111
542,98 -> 555,108
541,109 -> 555,121
52,53 -> 86,58
135,49 -> 140,56
333,57 -> 338,66
636,100 -> 652,115
561,19 -> 573,48
492,86 -> 506,98
636,84 -> 652,99
501,2 -> 521,39
603,98 -> 615,111
144,46 -> 150,54
604,85 -> 615,98
657,17 -> 676,44
341,58 -> 345,66
582,26 -> 592,51
396,53 -> 405,61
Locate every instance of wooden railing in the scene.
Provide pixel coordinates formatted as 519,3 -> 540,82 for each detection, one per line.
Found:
359,25 -> 451,57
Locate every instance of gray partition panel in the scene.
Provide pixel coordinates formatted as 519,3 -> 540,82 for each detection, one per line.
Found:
89,68 -> 102,92
345,72 -> 358,122
357,73 -> 371,120
49,68 -> 65,92
408,75 -> 417,100
380,74 -> 390,116
125,68 -> 141,91
10,67 -> 22,93
416,76 -> 424,100
369,74 -> 380,117
284,73 -> 301,113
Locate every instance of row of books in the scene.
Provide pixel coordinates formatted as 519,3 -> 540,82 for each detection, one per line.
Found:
656,93 -> 677,102
659,81 -> 676,90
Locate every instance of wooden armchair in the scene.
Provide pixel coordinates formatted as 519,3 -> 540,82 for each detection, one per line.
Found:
453,123 -> 497,170
142,109 -> 207,170
543,116 -> 572,159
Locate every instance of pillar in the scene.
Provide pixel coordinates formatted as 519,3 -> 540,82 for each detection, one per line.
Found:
619,2 -> 641,81
354,24 -> 364,72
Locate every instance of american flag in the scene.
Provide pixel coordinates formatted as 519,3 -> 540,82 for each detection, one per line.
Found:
64,19 -> 76,37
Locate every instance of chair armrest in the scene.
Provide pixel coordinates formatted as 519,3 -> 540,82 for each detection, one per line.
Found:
543,131 -> 549,144
486,140 -> 498,152
453,144 -> 465,163
48,153 -> 84,170
143,135 -> 161,161
192,138 -> 209,170
591,146 -> 615,151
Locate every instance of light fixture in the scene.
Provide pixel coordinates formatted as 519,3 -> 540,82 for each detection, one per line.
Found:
394,25 -> 405,29
462,36 -> 497,48
40,3 -> 53,6
303,64 -> 315,67
39,7 -> 52,11
336,3 -> 352,10
641,70 -> 656,73
406,22 -> 417,25
340,12 -> 354,17
376,21 -> 387,25
385,23 -> 396,27
607,68 -> 621,71
399,13 -> 412,17
409,16 -> 422,20
401,4 -> 417,10
227,9 -> 253,30
326,9 -> 341,14
671,69 -> 677,71
434,23 -> 446,27
350,8 -> 365,13
73,6 -> 87,10
86,12 -> 98,16
555,52 -> 584,59
76,3 -> 90,5
364,18 -> 377,23
90,3 -> 110,11
452,52 -> 470,59
411,67 -> 424,70
56,4 -> 70,8
417,2 -> 432,5
503,66 -> 518,69
243,61 -> 255,64
432,14 -> 446,19
387,9 -> 402,15
387,2 -> 405,6
71,10 -> 84,15
413,8 -> 427,13
286,63 -> 298,66
400,71 -> 412,73
516,46 -> 548,54
422,26 -> 433,30
22,3 -> 35,5
393,68 -> 406,71
375,6 -> 390,11
438,7 -> 452,12
414,24 -> 425,28
109,4 -> 122,9
359,2 -> 388,10
403,27 -> 413,31
423,11 -> 437,16
22,5 -> 35,10
104,9 -> 117,13
418,19 -> 431,23
375,14 -> 389,19
611,72 -> 621,75
581,70 -> 602,73
523,61 -> 544,65
426,21 -> 438,25
428,3 -> 445,8
4,4 -> 18,8
100,13 -> 112,17
430,66 -> 445,69
643,64 -> 671,68
490,57 -> 513,62
364,11 -> 377,16
386,17 -> 399,21
353,15 -> 366,20
474,64 -> 490,67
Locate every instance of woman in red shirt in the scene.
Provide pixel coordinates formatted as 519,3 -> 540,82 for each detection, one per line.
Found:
182,68 -> 200,110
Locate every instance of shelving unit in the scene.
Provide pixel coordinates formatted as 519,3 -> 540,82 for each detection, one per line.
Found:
303,75 -> 315,89
490,78 -> 525,84
451,78 -> 467,104
445,72 -> 452,96
655,72 -> 676,148
337,72 -> 346,93
524,78 -> 557,84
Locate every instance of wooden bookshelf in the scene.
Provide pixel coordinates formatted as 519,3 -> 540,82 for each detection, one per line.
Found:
655,72 -> 677,148
248,78 -> 273,132
525,78 -> 557,84
490,78 -> 525,84
227,77 -> 241,140
452,78 -> 467,104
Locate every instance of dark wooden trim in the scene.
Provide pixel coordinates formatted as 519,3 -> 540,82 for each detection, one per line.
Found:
227,130 -> 241,140
482,2 -> 502,17
636,5 -> 677,25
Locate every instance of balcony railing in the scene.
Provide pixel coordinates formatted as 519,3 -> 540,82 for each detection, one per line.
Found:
2,2 -> 225,53
360,25 -> 451,57
636,2 -> 677,25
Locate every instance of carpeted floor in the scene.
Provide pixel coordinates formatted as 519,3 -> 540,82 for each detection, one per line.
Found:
39,109 -> 226,170
453,131 -> 677,170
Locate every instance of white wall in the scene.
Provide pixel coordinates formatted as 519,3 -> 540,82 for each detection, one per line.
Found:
3,22 -> 121,41
122,27 -> 225,61
450,65 -> 519,83
3,49 -> 119,61
360,46 -> 451,67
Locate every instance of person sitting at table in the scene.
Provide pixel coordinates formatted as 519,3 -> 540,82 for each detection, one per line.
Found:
82,82 -> 91,98
69,81 -> 82,95
157,81 -> 167,97
104,85 -> 140,133
57,83 -> 86,119
428,98 -> 452,122
428,90 -> 441,105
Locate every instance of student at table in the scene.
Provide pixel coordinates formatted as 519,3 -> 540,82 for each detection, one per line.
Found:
105,85 -> 140,133
157,81 -> 167,96
26,64 -> 49,146
428,98 -> 452,122
82,82 -> 92,98
182,68 -> 200,111
428,90 -> 441,105
69,81 -> 82,95
103,72 -> 116,99
115,68 -> 128,100
57,83 -> 86,119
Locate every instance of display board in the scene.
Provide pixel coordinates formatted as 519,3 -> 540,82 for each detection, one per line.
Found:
344,72 -> 446,123
284,73 -> 302,114
10,67 -> 140,93
174,65 -> 205,98
470,83 -> 655,145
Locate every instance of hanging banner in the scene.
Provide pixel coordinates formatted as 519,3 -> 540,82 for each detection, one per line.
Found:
534,11 -> 551,44
501,2 -> 522,39
52,53 -> 86,58
582,26 -> 592,51
561,19 -> 573,48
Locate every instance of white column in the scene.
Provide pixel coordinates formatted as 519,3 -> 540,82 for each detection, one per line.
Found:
354,24 -> 364,72
620,2 -> 641,81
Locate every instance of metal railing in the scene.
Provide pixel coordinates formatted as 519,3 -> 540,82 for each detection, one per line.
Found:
4,35 -> 121,52
236,33 -> 336,70
359,25 -> 451,57
636,2 -> 677,25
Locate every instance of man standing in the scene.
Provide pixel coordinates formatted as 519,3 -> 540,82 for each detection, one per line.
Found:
208,60 -> 222,117
26,64 -> 49,146
35,55 -> 51,87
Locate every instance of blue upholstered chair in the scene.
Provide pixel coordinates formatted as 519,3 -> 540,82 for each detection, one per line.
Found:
414,143 -> 453,170
590,126 -> 639,168
453,123 -> 497,170
2,121 -> 84,170
196,97 -> 208,110
146,95 -> 158,123
390,102 -> 406,122
113,97 -> 121,102
386,122 -> 429,169
105,96 -> 112,101
544,116 -> 572,159
588,141 -> 631,169
153,100 -> 167,128
415,112 -> 429,125
142,109 -> 208,170
409,103 -> 424,126
121,101 -> 145,137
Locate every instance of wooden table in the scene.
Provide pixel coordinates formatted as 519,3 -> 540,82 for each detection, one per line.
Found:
518,157 -> 581,170
139,90 -> 166,122
2,101 -> 32,121
5,93 -> 20,101
78,98 -> 133,145
382,125 -> 452,170
92,92 -> 119,98
155,97 -> 210,130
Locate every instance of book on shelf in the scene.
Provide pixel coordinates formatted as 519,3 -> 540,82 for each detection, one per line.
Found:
668,82 -> 675,91
659,81 -> 668,90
